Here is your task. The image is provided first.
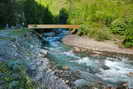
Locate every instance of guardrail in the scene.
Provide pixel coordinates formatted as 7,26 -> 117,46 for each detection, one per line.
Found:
28,24 -> 80,29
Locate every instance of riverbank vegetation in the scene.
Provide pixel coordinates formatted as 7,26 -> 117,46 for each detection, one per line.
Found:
0,0 -> 133,48
66,0 -> 133,48
0,60 -> 36,89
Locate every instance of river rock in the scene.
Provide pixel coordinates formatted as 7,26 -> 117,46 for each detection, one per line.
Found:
102,65 -> 110,70
73,47 -> 81,53
74,79 -> 88,87
81,48 -> 88,52
63,66 -> 70,70
75,70 -> 81,73
40,49 -> 48,55
122,82 -> 128,87
65,80 -> 69,84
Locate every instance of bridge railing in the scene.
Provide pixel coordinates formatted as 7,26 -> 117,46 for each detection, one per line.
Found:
28,24 -> 80,29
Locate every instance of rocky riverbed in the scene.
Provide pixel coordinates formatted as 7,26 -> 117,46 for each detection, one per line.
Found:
48,56 -> 130,89
42,29 -> 133,89
0,28 -> 133,89
0,29 -> 70,89
62,35 -> 133,55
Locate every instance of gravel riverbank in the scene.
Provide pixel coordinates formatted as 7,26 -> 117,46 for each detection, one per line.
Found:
62,35 -> 133,56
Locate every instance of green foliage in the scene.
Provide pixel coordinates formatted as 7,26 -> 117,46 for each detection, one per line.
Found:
0,0 -> 55,25
68,0 -> 121,25
110,13 -> 133,47
123,23 -> 133,48
0,59 -> 36,89
0,27 -> 5,30
111,18 -> 133,47
59,8 -> 68,24
0,0 -> 16,25
80,23 -> 112,41
111,18 -> 127,35
66,0 -> 133,47
23,0 -> 54,25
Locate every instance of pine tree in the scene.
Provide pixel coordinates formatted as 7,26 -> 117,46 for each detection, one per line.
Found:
0,0 -> 17,25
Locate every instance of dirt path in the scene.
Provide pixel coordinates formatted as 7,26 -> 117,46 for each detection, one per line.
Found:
62,35 -> 133,55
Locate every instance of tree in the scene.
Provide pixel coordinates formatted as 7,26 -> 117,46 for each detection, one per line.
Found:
0,0 -> 17,25
24,0 -> 54,25
59,8 -> 68,24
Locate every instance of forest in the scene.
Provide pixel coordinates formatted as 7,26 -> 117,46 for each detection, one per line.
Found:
0,0 -> 133,47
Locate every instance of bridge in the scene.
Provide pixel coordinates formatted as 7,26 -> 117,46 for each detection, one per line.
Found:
28,24 -> 80,29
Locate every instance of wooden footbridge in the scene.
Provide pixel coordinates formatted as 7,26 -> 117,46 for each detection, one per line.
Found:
28,24 -> 80,29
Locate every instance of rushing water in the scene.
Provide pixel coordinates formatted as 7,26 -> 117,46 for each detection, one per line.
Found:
42,29 -> 133,87
0,29 -> 133,88
0,29 -> 70,89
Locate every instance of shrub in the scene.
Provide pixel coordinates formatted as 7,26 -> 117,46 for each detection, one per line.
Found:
80,23 -> 112,41
111,16 -> 133,47
123,23 -> 133,48
0,60 -> 36,89
111,18 -> 127,35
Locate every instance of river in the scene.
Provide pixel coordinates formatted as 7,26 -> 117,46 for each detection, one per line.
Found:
0,28 -> 133,89
41,28 -> 133,88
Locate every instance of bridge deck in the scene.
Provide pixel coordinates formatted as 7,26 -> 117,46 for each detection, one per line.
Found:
28,24 -> 80,29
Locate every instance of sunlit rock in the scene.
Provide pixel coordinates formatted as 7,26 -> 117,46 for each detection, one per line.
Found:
40,49 -> 48,55
63,66 -> 70,70
65,80 -> 69,84
73,47 -> 81,53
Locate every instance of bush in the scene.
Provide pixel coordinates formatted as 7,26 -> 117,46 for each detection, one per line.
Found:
111,16 -> 133,47
123,23 -> 133,48
0,59 -> 36,89
80,23 -> 112,41
111,18 -> 127,35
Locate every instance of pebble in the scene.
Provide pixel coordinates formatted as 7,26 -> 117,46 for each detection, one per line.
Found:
76,70 -> 81,73
65,80 -> 69,83
81,48 -> 88,52
40,49 -> 48,55
122,82 -> 128,87
128,72 -> 133,76
73,47 -> 81,53
63,66 -> 70,70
